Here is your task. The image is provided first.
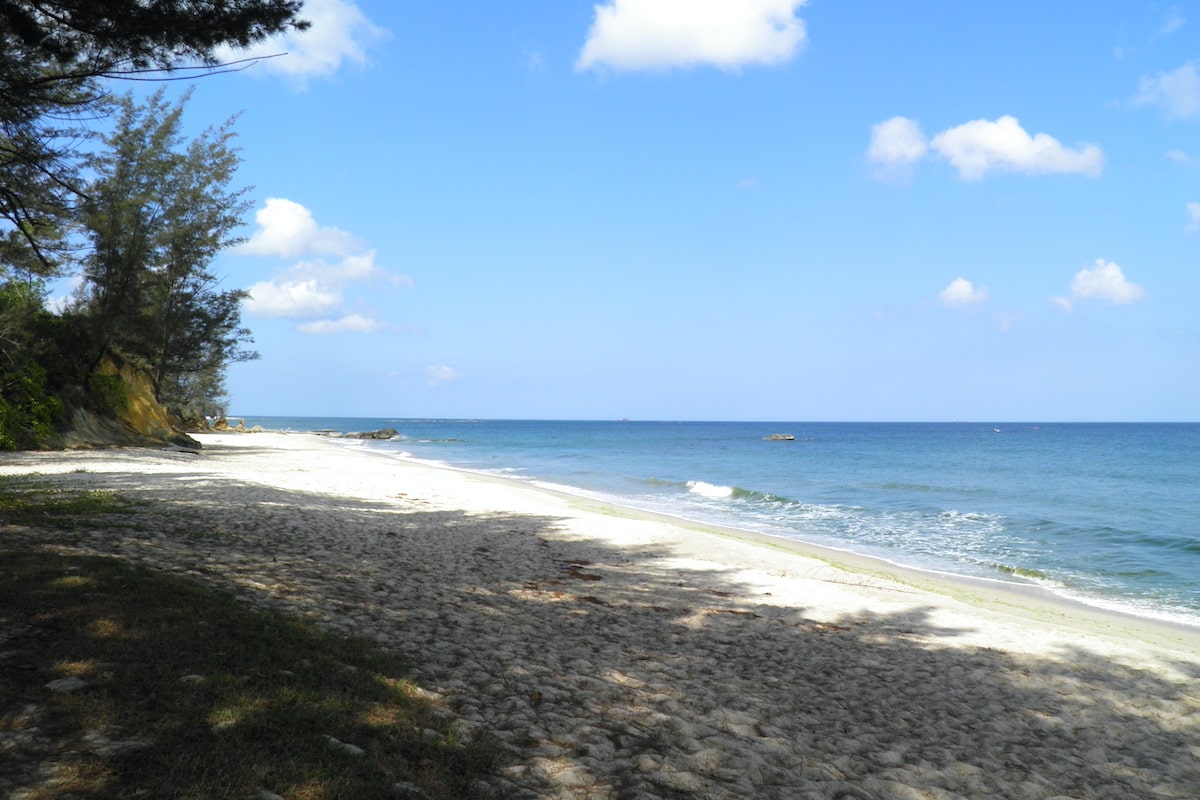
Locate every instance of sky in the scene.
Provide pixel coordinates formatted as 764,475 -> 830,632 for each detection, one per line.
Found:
114,1 -> 1200,421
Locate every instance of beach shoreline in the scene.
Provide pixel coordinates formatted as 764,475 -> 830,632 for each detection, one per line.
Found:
4,431 -> 1199,799
330,434 -> 1200,652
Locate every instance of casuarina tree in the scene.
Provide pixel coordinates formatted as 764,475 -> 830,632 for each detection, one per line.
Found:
77,88 -> 258,414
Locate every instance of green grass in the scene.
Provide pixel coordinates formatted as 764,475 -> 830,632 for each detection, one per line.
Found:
0,475 -> 141,530
0,484 -> 504,799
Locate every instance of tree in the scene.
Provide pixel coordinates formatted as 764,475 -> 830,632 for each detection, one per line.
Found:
0,1 -> 305,71
0,2 -> 305,445
78,88 -> 257,414
0,1 -> 306,271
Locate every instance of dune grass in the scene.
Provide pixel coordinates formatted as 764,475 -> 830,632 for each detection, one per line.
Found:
0,480 -> 503,800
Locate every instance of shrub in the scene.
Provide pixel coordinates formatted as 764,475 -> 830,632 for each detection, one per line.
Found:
87,372 -> 130,417
0,361 -> 64,450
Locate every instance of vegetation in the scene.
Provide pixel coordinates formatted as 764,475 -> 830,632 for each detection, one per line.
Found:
0,475 -> 140,528
0,2 -> 305,447
0,485 -> 502,798
1,1 -> 306,274
74,88 -> 260,415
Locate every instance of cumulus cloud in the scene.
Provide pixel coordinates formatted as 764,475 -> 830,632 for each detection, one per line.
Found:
297,314 -> 385,334
867,116 -> 1102,181
930,116 -> 1103,181
1134,62 -> 1200,119
576,0 -> 807,72
237,197 -> 360,259
426,365 -> 462,386
1053,259 -> 1146,312
237,198 -> 408,328
938,277 -> 989,308
867,116 -> 928,180
243,252 -> 384,319
220,0 -> 388,83
244,277 -> 340,318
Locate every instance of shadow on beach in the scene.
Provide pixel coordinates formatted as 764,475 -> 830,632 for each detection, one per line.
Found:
3,454 -> 1199,800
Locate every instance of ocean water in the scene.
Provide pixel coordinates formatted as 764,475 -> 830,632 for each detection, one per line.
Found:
234,418 -> 1200,627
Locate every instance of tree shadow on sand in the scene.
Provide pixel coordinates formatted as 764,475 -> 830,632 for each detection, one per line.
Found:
4,461 -> 1199,800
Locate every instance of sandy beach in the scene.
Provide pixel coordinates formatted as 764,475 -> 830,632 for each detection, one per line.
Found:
3,432 -> 1199,799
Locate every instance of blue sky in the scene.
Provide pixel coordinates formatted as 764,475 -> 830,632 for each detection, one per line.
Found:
145,1 -> 1200,420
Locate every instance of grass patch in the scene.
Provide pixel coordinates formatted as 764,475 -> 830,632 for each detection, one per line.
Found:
0,548 -> 503,799
0,475 -> 141,531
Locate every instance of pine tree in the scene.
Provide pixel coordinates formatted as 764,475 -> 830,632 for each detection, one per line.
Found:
0,0 -> 305,271
78,89 -> 257,413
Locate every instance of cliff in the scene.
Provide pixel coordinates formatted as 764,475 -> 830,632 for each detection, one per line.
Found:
57,352 -> 201,450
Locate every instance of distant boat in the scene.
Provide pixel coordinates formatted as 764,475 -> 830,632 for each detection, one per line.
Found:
993,428 -> 1001,433
763,433 -> 796,441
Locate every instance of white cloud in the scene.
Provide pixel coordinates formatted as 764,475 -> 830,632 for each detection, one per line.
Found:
1134,62 -> 1200,120
237,198 -> 360,259
236,199 -> 410,327
1071,260 -> 1145,303
1055,259 -> 1146,312
868,117 -> 928,164
242,252 -> 386,319
867,115 -> 1102,181
426,365 -> 462,386
220,0 -> 388,83
330,250 -> 378,281
930,116 -> 1103,181
244,278 -> 341,318
297,314 -> 385,334
938,277 -> 989,308
867,116 -> 928,180
45,273 -> 85,314
576,0 -> 807,72
1187,202 -> 1200,233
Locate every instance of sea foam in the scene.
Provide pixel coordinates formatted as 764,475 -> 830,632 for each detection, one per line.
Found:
687,480 -> 735,499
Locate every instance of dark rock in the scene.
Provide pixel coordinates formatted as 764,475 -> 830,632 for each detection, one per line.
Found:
341,428 -> 400,440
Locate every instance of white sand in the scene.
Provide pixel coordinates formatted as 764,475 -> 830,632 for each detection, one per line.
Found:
4,432 -> 1199,799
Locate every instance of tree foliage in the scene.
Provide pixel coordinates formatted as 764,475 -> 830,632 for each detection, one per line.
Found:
77,88 -> 259,413
0,1 -> 305,71
0,1 -> 305,446
0,0 -> 305,270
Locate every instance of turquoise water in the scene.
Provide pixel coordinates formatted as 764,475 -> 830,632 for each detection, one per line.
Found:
236,418 -> 1200,627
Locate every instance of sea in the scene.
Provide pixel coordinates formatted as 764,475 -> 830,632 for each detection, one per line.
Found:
233,418 -> 1200,628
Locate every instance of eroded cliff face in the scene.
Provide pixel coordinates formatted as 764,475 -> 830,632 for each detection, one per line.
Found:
58,353 -> 200,450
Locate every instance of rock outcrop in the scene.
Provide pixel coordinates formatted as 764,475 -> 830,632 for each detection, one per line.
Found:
340,428 -> 400,440
58,352 -> 200,451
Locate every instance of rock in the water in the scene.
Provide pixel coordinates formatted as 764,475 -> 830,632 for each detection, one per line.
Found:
341,428 -> 399,440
